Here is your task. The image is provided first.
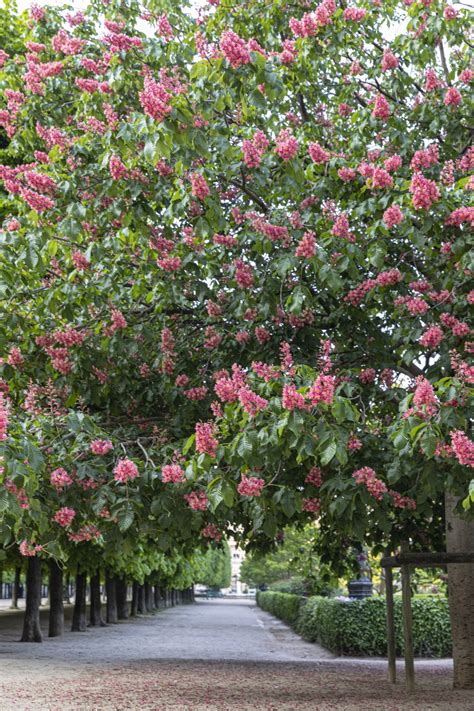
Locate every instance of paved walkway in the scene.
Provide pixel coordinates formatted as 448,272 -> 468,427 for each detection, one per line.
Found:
0,599 -> 471,710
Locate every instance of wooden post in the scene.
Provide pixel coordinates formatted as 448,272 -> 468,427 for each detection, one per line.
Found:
385,566 -> 397,684
401,561 -> 415,691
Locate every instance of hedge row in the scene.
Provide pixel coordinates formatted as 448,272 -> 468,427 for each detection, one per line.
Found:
256,591 -> 452,658
256,590 -> 302,625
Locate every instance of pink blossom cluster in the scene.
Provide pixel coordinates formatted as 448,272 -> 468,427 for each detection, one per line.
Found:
372,95 -> 391,120
19,540 -> 43,557
370,167 -> 393,190
381,49 -> 399,71
0,393 -> 9,441
345,269 -> 402,306
162,464 -> 185,483
109,155 -> 127,180
420,325 -> 444,349
282,384 -> 306,411
184,490 -> 208,510
237,475 -> 265,497
90,439 -> 113,455
411,143 -> 439,171
390,491 -> 417,509
305,466 -> 323,487
413,376 -> 438,416
302,497 -> 321,513
4,478 -> 29,509
53,507 -> 76,528
234,259 -> 254,288
383,205 -> 403,228
238,387 -> 268,417
332,214 -> 353,241
410,172 -> 440,210
307,374 -> 335,405
440,313 -> 471,338
308,141 -> 330,164
289,0 -> 336,37
295,231 -> 317,258
280,40 -> 298,65
252,362 -> 280,381
384,155 -> 402,172
219,30 -> 251,68
52,29 -> 85,55
451,431 -> 474,468
338,167 -> 357,182
359,368 -> 376,384
113,458 -> 139,483
190,172 -> 210,200
213,233 -> 237,248
156,14 -> 173,39
343,7 -> 367,21
110,308 -> 127,332
348,435 -> 363,451
352,467 -> 387,500
50,467 -> 73,489
255,326 -> 271,344
195,422 -> 219,457
249,215 -> 290,244
139,76 -> 172,122
67,525 -> 101,543
184,386 -> 208,400
72,251 -> 90,270
156,255 -> 182,271
444,87 -> 462,107
275,129 -> 299,161
445,207 -> 474,227
201,524 -> 222,541
242,130 -> 268,168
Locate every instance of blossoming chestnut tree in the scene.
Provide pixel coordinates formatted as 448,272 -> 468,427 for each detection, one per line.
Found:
0,0 -> 472,687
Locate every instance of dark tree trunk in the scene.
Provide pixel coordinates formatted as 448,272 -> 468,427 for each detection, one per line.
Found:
11,565 -> 21,609
154,585 -> 161,609
48,560 -> 64,637
131,581 -> 139,617
89,571 -> 106,627
71,572 -> 87,632
137,584 -> 146,614
64,573 -> 71,603
116,577 -> 129,619
21,557 -> 42,642
145,581 -> 154,612
446,491 -> 474,689
106,572 -> 118,623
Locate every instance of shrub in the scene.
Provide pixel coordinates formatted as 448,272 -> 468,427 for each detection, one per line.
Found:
256,590 -> 302,625
257,592 -> 451,658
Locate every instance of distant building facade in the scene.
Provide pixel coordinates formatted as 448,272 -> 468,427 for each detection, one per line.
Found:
222,538 -> 253,595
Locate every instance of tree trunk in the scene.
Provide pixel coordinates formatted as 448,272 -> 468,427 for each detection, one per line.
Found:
48,560 -> 64,637
116,577 -> 129,619
154,585 -> 161,609
105,572 -> 118,623
21,557 -> 42,642
137,584 -> 146,614
11,565 -> 21,609
145,581 -> 154,612
446,491 -> 474,689
89,571 -> 106,627
130,581 -> 139,616
71,572 -> 87,632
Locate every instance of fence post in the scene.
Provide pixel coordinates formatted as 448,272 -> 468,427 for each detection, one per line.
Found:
385,565 -> 397,684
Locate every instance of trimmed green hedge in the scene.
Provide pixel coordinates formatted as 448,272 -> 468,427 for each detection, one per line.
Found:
256,590 -> 302,625
257,591 -> 451,658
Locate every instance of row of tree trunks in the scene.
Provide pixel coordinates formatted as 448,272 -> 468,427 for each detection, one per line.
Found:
19,558 -> 193,642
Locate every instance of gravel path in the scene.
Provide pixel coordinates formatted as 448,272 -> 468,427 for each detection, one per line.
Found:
0,598 -> 471,710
